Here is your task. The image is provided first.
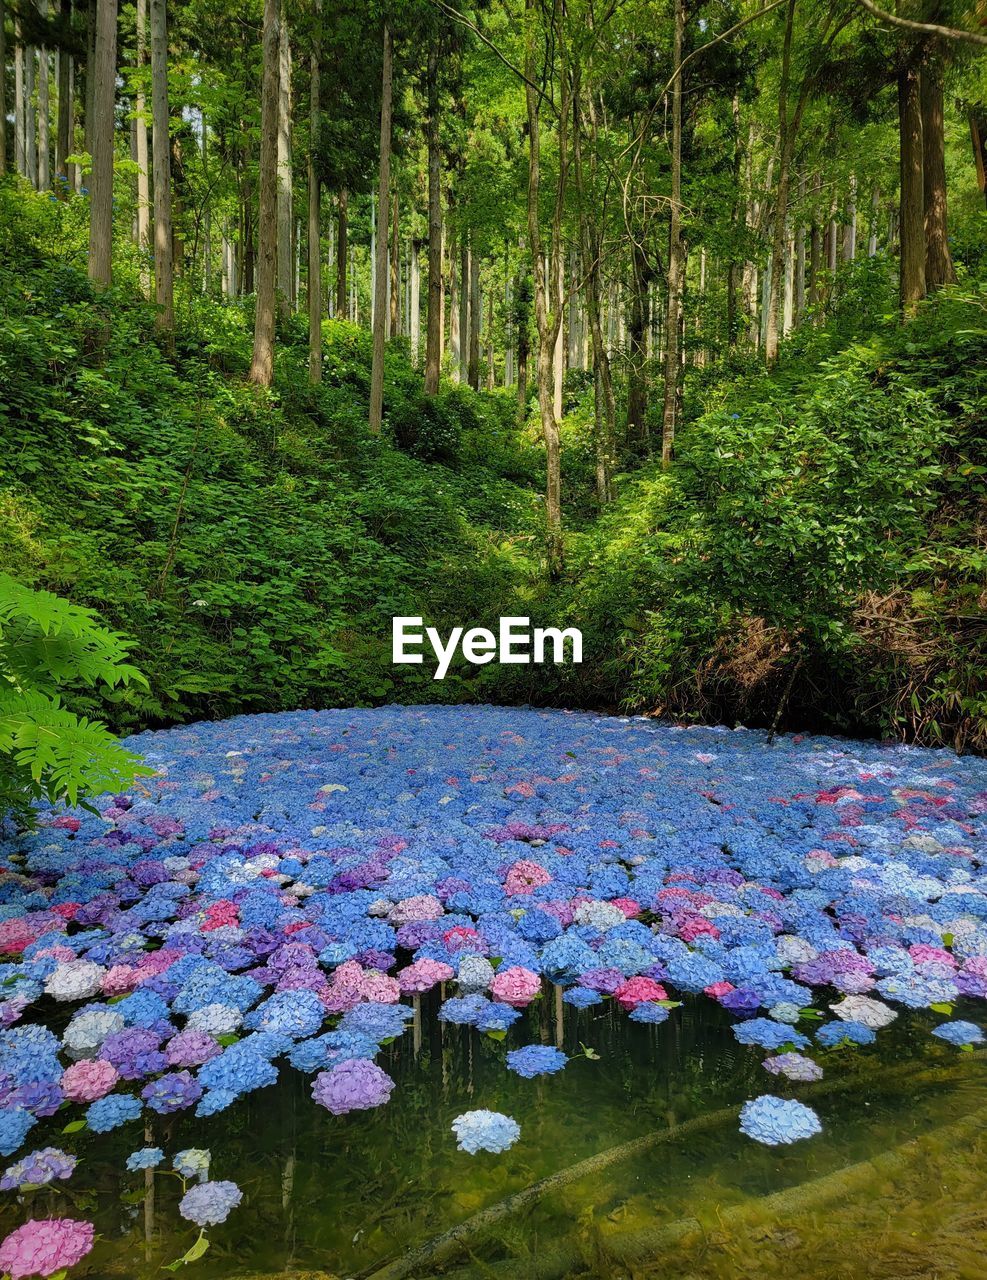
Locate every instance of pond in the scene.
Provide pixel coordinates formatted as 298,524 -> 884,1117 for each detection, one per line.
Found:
0,706 -> 985,1279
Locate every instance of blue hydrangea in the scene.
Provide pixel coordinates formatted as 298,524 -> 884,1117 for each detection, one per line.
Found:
0,1110 -> 37,1158
815,1019 -> 876,1047
451,1110 -> 521,1154
739,1095 -> 822,1145
733,1018 -> 809,1051
931,1020 -> 984,1047
85,1093 -> 143,1133
126,1146 -> 165,1171
506,1045 -> 568,1078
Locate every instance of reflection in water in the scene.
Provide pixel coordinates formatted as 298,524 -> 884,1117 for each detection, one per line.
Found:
2,995 -> 985,1278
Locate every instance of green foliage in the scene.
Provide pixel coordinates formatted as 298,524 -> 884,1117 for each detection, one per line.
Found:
0,574 -> 151,825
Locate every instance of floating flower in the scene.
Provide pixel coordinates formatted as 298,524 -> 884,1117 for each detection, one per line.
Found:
1,1149 -> 76,1191
506,1045 -> 567,1078
311,1060 -> 395,1115
489,966 -> 541,1008
451,1110 -> 520,1154
762,1052 -> 823,1082
125,1147 -> 164,1172
931,1020 -> 984,1047
739,1095 -> 822,1145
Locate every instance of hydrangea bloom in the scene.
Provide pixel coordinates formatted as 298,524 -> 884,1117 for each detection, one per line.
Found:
489,966 -> 541,1008
173,1148 -> 210,1181
763,1052 -> 823,1082
312,1060 -> 395,1114
178,1179 -> 243,1226
816,1019 -> 876,1047
505,1045 -> 568,1078
85,1093 -> 142,1133
739,1095 -> 822,1145
733,1019 -> 809,1051
141,1070 -> 203,1114
931,1020 -> 984,1047
60,1058 -> 119,1103
1,1148 -> 76,1190
0,1219 -> 94,1280
829,995 -> 898,1029
125,1147 -> 164,1172
451,1110 -> 521,1154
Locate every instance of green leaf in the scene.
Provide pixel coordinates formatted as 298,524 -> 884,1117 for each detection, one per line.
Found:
61,1119 -> 87,1134
930,1002 -> 953,1015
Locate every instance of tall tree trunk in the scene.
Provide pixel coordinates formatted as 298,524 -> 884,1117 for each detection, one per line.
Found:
149,0 -> 173,330
389,190 -> 400,337
135,0 -> 150,293
14,23 -> 26,176
410,240 -> 421,364
83,0 -> 96,184
55,0 -> 72,183
626,245 -> 650,448
249,0 -> 280,386
898,61 -> 926,314
449,222 -> 461,381
467,244 -> 481,389
335,189 -> 348,318
307,0 -> 321,383
26,45 -> 37,187
660,0 -> 685,468
87,0 -> 116,285
423,40 -> 442,394
37,5 -> 50,189
524,0 -> 565,578
368,20 -> 393,434
921,55 -> 956,289
459,237 -> 469,382
970,108 -> 987,210
764,0 -> 796,366
0,0 -> 6,176
276,8 -> 293,318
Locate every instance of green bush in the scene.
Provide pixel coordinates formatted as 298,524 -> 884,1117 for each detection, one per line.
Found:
0,575 -> 151,826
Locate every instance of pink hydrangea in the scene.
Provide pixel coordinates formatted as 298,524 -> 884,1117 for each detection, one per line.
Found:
389,895 -> 444,924
397,959 -> 454,994
51,816 -> 82,833
0,1218 -> 94,1279
360,971 -> 400,1003
611,898 -> 642,919
503,860 -> 552,895
202,900 -> 239,931
322,960 -> 366,1013
0,917 -> 59,956
705,980 -> 735,998
677,915 -> 720,942
490,966 -> 541,1008
101,965 -> 140,996
60,1059 -> 119,1104
615,977 -> 668,1009
909,944 -> 956,969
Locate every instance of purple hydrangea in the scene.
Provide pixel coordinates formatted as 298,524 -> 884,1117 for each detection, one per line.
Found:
178,1179 -> 243,1226
311,1059 -> 395,1115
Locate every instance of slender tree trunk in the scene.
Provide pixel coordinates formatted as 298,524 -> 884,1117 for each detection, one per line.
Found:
921,56 -> 956,289
249,0 -> 280,386
970,108 -> 987,210
842,174 -> 857,260
83,0 -> 96,183
765,0 -> 796,365
368,21 -> 393,433
26,45 -> 37,187
37,6 -> 50,189
14,23 -> 25,176
55,0 -> 72,183
0,0 -> 6,176
135,0 -> 150,293
468,245 -> 481,389
898,61 -> 926,314
389,190 -> 400,337
449,222 -> 461,381
87,0 -> 116,285
423,41 -> 442,394
335,189 -> 348,318
627,245 -> 650,448
276,8 -> 293,319
661,0 -> 685,468
307,0 -> 321,383
524,0 -> 565,578
459,237 -> 469,382
149,0 -> 173,329
410,241 -> 421,364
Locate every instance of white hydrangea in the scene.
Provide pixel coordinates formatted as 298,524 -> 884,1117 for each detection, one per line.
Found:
63,1008 -> 126,1058
775,935 -> 817,967
830,994 -> 897,1029
186,1003 -> 243,1036
45,960 -> 105,1002
572,901 -> 626,932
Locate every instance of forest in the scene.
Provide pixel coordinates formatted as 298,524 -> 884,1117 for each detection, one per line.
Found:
1,0 -> 986,814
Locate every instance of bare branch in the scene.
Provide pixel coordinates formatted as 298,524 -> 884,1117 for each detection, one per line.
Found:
851,0 -> 987,46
